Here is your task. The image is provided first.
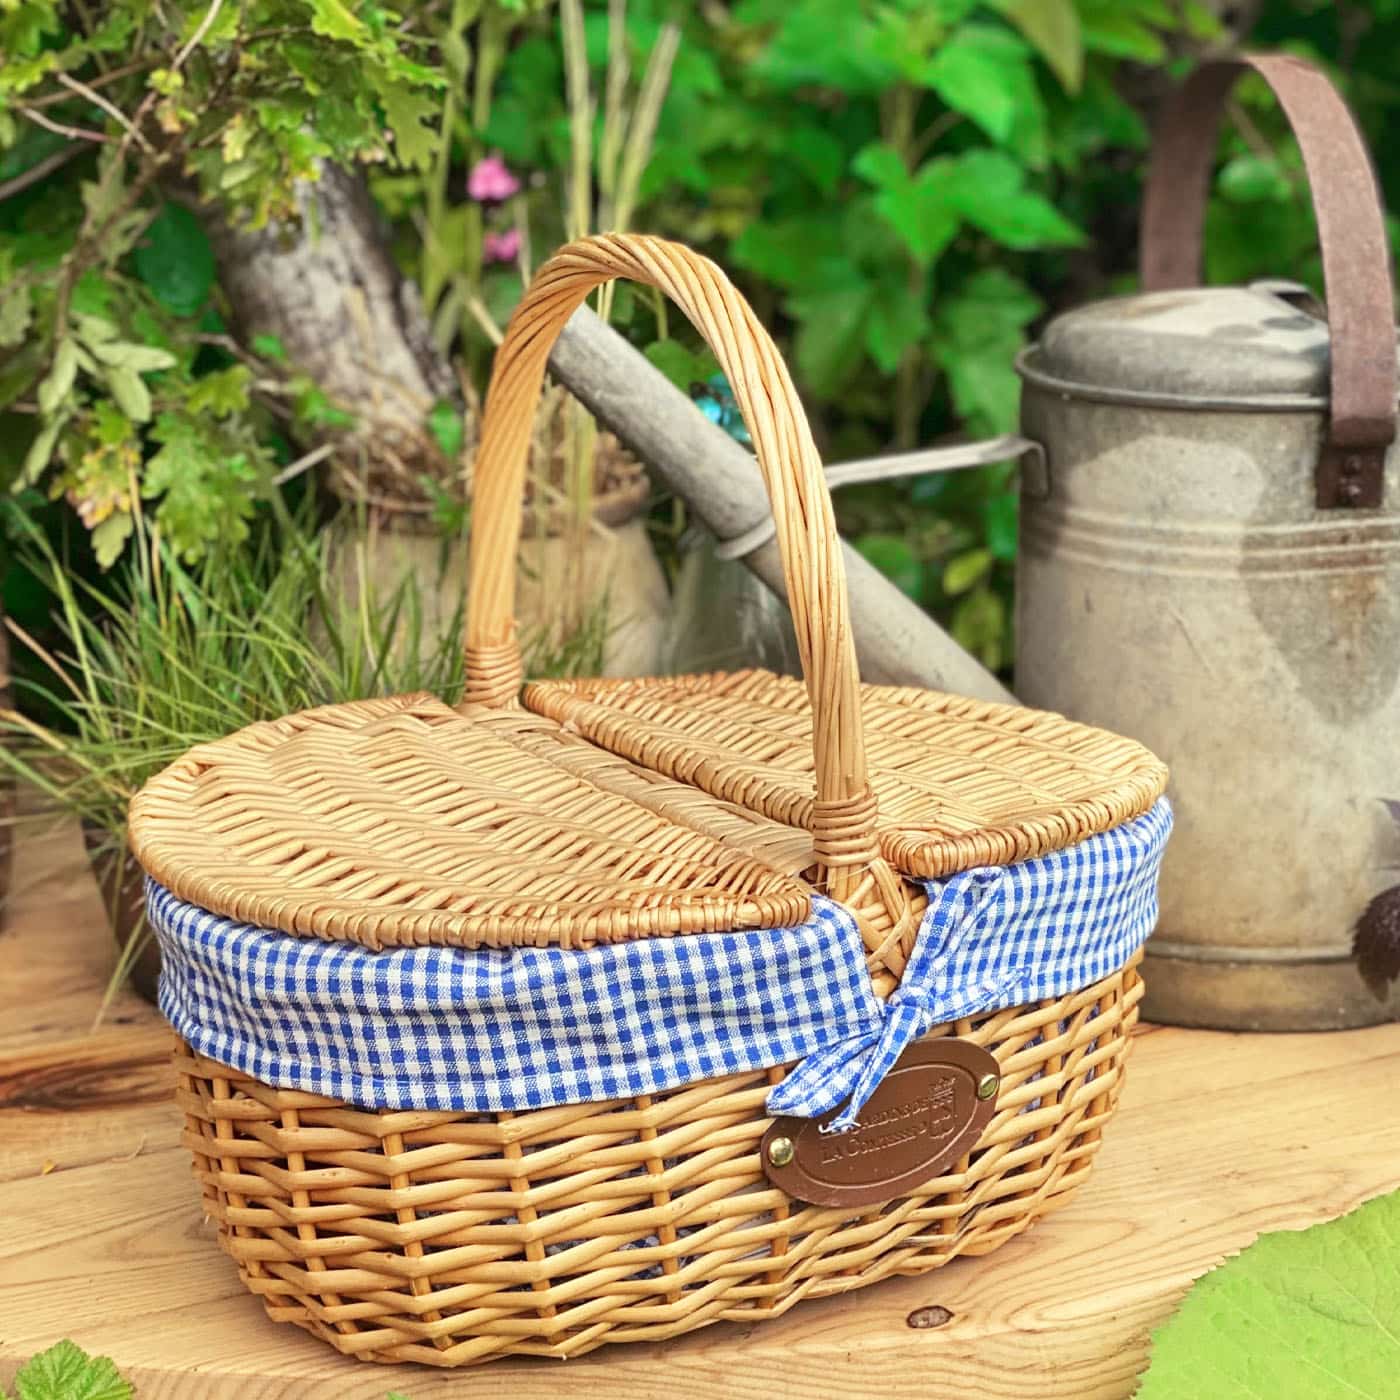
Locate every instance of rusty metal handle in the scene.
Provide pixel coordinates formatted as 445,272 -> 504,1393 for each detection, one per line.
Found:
1140,52 -> 1396,509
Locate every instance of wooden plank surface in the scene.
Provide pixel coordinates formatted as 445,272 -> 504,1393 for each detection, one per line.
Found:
1,813 -> 1398,1398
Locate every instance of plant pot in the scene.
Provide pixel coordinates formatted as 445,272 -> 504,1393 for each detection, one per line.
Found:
324,388 -> 671,678
81,820 -> 160,1006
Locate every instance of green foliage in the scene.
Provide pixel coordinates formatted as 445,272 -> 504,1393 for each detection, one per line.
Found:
515,0 -> 1170,670
1,1340 -> 131,1400
1137,1188 -> 1400,1398
0,1 -> 445,567
1,0 -> 1393,673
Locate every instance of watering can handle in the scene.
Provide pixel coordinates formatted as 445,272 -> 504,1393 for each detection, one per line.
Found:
1140,52 -> 1396,510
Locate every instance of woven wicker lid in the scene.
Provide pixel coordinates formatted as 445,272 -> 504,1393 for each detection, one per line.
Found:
523,670 -> 1169,880
129,693 -> 813,950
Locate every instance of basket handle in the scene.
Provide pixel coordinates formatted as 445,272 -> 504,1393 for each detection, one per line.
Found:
1140,52 -> 1396,509
464,233 -> 876,870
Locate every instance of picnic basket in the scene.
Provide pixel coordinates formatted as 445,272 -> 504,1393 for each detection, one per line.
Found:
128,233 -> 1171,1368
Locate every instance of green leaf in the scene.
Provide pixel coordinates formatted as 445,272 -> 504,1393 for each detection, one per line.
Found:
295,382 -> 355,431
982,489 -> 1019,561
950,150 -> 1083,249
90,510 -> 135,568
1078,1 -> 1168,62
132,203 -> 216,318
20,413 -> 65,486
381,82 -> 440,171
73,314 -> 118,345
37,341 -> 78,417
855,533 -> 923,597
950,583 -> 1006,669
145,413 -> 263,562
104,366 -> 151,423
750,0 -> 902,95
923,25 -> 1044,150
308,0 -> 365,42
0,284 -> 32,349
852,142 -> 909,190
787,123 -> 846,195
1219,154 -> 1292,204
939,266 -> 1042,338
1138,1189 -> 1400,1398
0,343 -> 43,413
865,284 -> 931,373
943,546 -> 992,594
788,282 -> 874,395
251,333 -> 288,363
1181,0 -> 1224,39
90,342 -> 178,373
643,340 -> 720,391
933,270 -> 1040,432
1052,70 -> 1147,165
872,158 -> 963,267
12,1340 -> 132,1400
186,366 -> 252,419
992,0 -> 1082,91
427,400 -> 464,459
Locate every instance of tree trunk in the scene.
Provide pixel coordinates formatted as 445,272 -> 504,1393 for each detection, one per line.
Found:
202,164 -> 460,510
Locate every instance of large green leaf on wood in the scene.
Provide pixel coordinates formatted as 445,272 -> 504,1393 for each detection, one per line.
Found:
1137,1189 -> 1400,1399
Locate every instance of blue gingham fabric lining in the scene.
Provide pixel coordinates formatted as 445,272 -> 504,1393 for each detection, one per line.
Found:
149,796 -> 1171,1130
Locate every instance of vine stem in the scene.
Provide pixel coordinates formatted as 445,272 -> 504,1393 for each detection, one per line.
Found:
0,145 -> 86,202
16,104 -> 111,144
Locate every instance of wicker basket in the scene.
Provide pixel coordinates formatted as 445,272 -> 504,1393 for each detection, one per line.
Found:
128,234 -> 1169,1368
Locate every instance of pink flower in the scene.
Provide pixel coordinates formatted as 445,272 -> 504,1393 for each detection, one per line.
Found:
483,228 -> 522,265
467,153 -> 520,203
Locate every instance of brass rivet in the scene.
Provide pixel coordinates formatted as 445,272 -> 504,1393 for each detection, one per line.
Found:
976,1073 -> 999,1101
767,1136 -> 795,1167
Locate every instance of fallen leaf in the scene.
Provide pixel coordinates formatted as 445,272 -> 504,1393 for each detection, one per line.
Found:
1136,1189 -> 1400,1397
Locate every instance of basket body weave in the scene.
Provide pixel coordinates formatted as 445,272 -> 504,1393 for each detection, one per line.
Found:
130,234 -> 1169,1369
174,960 -> 1140,1366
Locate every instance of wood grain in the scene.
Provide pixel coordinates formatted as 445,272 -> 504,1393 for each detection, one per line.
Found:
2,813 -> 1398,1397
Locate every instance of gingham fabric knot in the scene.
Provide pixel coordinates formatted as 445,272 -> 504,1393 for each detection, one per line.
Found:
767,867 -> 1027,1133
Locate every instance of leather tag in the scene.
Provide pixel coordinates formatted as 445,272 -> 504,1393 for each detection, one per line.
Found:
761,1039 -> 1000,1208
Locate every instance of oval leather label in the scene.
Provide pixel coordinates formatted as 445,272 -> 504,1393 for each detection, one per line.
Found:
762,1039 -> 1000,1208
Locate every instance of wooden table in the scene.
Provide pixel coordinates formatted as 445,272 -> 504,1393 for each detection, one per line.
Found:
2,814 -> 1398,1399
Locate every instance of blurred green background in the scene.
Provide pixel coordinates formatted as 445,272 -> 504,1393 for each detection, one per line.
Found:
2,0 -> 1398,682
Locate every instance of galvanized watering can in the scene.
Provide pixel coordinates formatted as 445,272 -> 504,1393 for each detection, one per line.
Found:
1015,54 -> 1400,1030
547,52 -> 1398,1032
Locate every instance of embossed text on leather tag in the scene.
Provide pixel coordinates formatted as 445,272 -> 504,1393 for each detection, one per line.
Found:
762,1039 -> 1000,1208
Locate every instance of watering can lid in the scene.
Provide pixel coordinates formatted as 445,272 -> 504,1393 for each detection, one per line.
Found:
1022,284 -> 1400,409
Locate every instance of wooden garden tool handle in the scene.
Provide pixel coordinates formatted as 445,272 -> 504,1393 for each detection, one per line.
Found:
1140,52 -> 1396,510
464,233 -> 876,862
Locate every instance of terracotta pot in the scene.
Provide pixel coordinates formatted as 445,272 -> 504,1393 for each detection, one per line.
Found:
81,821 -> 160,1005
